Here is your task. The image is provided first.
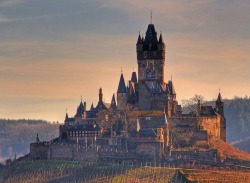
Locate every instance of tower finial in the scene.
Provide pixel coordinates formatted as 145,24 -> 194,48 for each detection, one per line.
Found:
150,11 -> 152,24
81,93 -> 82,101
121,67 -> 123,74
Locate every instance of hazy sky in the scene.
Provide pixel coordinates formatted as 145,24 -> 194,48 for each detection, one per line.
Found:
0,0 -> 249,122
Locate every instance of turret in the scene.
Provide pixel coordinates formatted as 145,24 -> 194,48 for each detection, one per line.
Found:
216,92 -> 226,142
137,23 -> 165,85
158,32 -> 165,50
117,73 -> 127,109
216,92 -> 224,116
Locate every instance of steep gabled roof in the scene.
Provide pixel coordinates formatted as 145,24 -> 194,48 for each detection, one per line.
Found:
117,73 -> 127,93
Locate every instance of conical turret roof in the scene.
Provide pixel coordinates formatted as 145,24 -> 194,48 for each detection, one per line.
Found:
216,92 -> 223,103
131,72 -> 137,84
143,24 -> 158,51
117,73 -> 127,93
110,93 -> 117,108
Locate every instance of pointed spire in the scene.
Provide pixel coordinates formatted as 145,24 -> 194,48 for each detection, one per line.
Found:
216,92 -> 223,103
110,93 -> 117,108
131,71 -> 137,84
64,112 -> 69,122
159,32 -> 164,43
168,80 -> 176,95
117,73 -> 127,93
137,33 -> 142,44
90,102 -> 94,110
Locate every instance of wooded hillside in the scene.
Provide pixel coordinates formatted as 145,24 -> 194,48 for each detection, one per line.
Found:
0,119 -> 58,162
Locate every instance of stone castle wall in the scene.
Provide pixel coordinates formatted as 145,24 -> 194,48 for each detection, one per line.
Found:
169,116 -> 221,144
30,143 -> 49,159
30,143 -> 98,161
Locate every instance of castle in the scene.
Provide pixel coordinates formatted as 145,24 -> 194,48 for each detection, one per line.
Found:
30,22 -> 227,162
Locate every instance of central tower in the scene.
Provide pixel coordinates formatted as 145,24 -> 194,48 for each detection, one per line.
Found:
136,23 -> 166,110
137,24 -> 165,84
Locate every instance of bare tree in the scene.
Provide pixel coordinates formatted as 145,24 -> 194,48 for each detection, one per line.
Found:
181,94 -> 206,116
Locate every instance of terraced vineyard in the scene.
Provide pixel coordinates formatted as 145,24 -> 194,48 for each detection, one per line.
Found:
0,160 -> 177,183
1,159 -> 250,183
181,169 -> 250,183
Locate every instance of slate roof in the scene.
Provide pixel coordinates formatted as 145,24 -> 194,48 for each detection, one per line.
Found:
67,123 -> 102,131
216,92 -> 223,103
143,24 -> 158,51
159,33 -> 164,43
139,128 -> 157,137
200,106 -> 217,116
75,101 -> 85,117
131,72 -> 138,84
110,93 -> 117,108
166,80 -> 176,95
117,73 -> 127,93
137,34 -> 142,44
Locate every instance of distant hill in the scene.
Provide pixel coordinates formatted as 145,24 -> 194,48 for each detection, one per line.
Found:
0,119 -> 59,162
224,97 -> 250,143
231,137 -> 250,153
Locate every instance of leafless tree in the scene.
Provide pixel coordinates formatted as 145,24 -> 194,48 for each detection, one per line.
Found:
181,94 -> 206,116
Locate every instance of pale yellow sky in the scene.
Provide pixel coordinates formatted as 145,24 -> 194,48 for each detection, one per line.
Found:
0,0 -> 249,122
